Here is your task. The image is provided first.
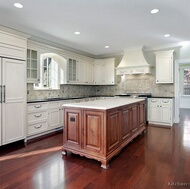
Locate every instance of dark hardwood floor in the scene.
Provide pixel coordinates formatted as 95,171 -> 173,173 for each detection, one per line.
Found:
0,109 -> 190,189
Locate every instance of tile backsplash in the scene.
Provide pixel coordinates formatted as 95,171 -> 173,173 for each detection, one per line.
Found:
27,84 -> 96,101
27,72 -> 174,101
96,73 -> 174,97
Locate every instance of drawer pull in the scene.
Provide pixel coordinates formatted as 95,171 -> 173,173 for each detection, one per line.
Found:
34,125 -> 42,129
151,100 -> 157,102
34,114 -> 42,118
162,100 -> 169,103
34,105 -> 42,108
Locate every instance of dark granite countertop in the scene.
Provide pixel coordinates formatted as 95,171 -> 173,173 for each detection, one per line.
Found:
149,96 -> 174,99
27,95 -> 114,103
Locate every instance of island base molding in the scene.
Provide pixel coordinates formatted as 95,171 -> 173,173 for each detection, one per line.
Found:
62,100 -> 146,169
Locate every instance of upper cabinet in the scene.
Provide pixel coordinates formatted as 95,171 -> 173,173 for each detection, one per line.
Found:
93,58 -> 116,85
27,48 -> 40,83
0,30 -> 27,60
67,58 -> 93,85
155,50 -> 174,84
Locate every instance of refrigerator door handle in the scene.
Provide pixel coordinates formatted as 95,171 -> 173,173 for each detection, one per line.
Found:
3,85 -> 5,103
0,85 -> 2,103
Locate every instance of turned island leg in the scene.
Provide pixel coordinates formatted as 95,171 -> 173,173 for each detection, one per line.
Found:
101,160 -> 109,169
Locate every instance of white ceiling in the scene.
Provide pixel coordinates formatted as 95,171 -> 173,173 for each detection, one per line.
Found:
0,0 -> 190,57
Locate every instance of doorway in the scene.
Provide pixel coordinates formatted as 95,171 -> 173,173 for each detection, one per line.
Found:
174,59 -> 190,123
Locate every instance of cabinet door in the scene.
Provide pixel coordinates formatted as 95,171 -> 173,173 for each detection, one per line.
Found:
148,99 -> 159,122
139,102 -> 146,127
63,109 -> 81,149
159,99 -> 172,123
86,62 -> 93,84
77,60 -> 87,84
60,101 -> 70,127
27,49 -> 39,83
104,60 -> 115,84
2,58 -> 26,145
121,107 -> 131,142
156,51 -> 174,83
107,109 -> 120,152
67,58 -> 78,83
49,101 -> 63,129
83,110 -> 104,154
131,105 -> 139,133
93,60 -> 103,85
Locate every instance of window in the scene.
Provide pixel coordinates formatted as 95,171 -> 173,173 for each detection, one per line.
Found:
180,66 -> 190,95
34,53 -> 66,90
183,68 -> 190,95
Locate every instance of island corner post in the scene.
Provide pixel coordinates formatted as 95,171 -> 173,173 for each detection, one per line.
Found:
62,98 -> 146,169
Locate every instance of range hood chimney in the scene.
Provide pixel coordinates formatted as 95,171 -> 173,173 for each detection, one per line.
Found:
116,46 -> 152,75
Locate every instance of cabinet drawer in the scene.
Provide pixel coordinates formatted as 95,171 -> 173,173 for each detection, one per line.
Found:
28,121 -> 48,135
148,99 -> 159,106
28,111 -> 48,122
160,99 -> 172,105
28,102 -> 48,112
49,102 -> 60,108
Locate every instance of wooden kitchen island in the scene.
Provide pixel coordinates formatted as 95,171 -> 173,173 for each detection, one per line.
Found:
62,98 -> 146,169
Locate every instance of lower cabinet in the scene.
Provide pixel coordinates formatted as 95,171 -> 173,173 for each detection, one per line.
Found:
63,101 -> 146,168
27,100 -> 70,139
148,98 -> 173,126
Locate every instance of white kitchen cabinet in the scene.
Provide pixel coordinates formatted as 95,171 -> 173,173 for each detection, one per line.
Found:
60,100 -> 71,127
27,48 -> 40,83
78,61 -> 93,85
148,98 -> 173,126
27,100 -> 71,139
93,58 -> 116,85
67,58 -> 78,84
0,58 -> 26,145
67,58 -> 93,85
155,50 -> 174,84
27,102 -> 48,136
0,29 -> 27,146
49,101 -> 64,129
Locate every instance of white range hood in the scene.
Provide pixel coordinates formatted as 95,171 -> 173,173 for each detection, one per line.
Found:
116,46 -> 152,75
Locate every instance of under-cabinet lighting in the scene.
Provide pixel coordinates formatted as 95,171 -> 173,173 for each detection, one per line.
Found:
14,3 -> 23,8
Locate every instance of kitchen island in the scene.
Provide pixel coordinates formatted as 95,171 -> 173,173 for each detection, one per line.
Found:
62,98 -> 146,169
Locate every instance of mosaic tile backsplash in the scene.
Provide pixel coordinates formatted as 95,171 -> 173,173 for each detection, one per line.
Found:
96,72 -> 174,97
27,84 -> 96,101
27,69 -> 174,100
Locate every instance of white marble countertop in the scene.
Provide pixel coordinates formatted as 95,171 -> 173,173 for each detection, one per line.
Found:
63,97 -> 145,110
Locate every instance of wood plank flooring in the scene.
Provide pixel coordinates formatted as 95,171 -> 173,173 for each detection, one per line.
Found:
0,109 -> 190,189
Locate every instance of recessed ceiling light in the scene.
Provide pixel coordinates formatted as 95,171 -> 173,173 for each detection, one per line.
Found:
164,34 -> 170,37
105,45 -> 109,49
151,9 -> 159,14
74,31 -> 80,35
14,3 -> 23,8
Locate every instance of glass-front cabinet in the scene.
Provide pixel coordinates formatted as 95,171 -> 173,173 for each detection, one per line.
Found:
27,49 -> 39,83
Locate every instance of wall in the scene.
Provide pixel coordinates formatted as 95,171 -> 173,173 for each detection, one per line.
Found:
96,50 -> 175,97
95,73 -> 174,97
27,83 -> 96,101
27,41 -> 190,100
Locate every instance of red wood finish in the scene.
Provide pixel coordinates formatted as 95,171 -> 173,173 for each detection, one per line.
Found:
62,101 -> 146,168
0,109 -> 190,189
63,109 -> 81,150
